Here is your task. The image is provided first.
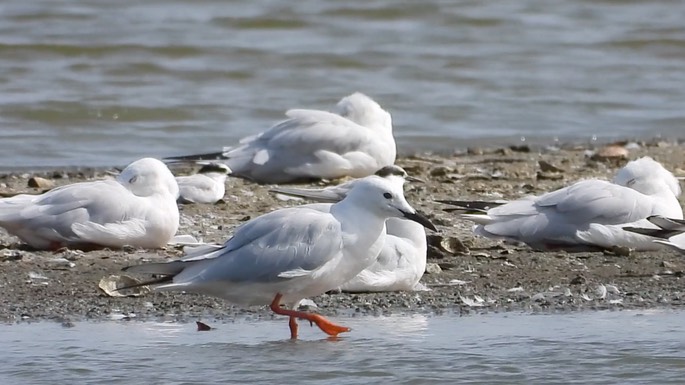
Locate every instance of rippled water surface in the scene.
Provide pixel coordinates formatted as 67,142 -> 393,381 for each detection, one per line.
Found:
3,310 -> 685,384
0,0 -> 684,168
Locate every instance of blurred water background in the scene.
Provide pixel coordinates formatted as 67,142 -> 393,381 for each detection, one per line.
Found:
0,0 -> 683,169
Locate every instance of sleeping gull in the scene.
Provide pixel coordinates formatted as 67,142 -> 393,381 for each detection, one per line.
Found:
0,158 -> 179,250
123,176 -> 436,339
270,165 -> 429,292
439,157 -> 682,251
165,92 -> 396,184
176,163 -> 231,204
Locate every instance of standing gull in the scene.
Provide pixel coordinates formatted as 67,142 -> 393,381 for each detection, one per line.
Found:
439,157 -> 682,251
165,92 -> 396,184
270,165 -> 429,292
123,176 -> 436,339
176,163 -> 231,204
0,158 -> 179,250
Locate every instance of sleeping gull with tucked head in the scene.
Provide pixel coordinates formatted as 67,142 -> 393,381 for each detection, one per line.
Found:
176,163 -> 231,204
123,175 -> 436,339
0,158 -> 179,250
440,157 -> 682,251
165,92 -> 396,184
270,165 -> 429,292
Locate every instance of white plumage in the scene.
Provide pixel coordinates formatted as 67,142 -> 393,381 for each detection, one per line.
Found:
623,215 -> 685,253
166,93 -> 396,183
0,158 -> 179,250
124,176 -> 435,338
446,157 -> 682,251
176,163 -> 231,204
270,165 -> 428,292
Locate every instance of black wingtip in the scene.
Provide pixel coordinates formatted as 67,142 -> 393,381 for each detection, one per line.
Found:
163,151 -> 228,163
436,199 -> 505,211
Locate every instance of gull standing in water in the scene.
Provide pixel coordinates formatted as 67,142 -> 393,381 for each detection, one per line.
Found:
165,92 -> 396,184
270,165 -> 429,292
123,176 -> 436,339
0,158 -> 179,250
440,157 -> 682,251
176,163 -> 231,204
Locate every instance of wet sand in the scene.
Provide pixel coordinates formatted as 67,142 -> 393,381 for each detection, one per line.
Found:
1,139 -> 684,324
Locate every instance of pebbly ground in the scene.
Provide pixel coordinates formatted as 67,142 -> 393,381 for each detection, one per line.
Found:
1,139 -> 684,325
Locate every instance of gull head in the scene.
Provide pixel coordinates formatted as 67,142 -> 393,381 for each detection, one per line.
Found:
375,165 -> 425,184
613,156 -> 681,197
117,157 -> 179,198
344,176 -> 437,231
335,92 -> 392,132
198,163 -> 232,175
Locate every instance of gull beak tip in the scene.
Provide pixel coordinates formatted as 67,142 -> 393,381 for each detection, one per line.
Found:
401,209 -> 437,232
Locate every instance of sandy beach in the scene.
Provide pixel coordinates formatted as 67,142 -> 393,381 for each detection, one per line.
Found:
1,139 -> 684,325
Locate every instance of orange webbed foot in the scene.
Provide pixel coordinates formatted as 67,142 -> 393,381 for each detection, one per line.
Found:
270,293 -> 350,338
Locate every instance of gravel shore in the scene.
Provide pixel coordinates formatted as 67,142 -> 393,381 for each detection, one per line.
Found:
2,139 -> 684,325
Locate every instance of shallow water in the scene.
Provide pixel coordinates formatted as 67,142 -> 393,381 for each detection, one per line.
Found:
0,0 -> 684,169
3,310 -> 685,384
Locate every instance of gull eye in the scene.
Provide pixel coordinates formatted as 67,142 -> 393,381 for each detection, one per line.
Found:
383,192 -> 392,199
128,176 -> 138,184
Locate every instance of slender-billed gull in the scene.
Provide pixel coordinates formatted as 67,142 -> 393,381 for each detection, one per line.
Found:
270,165 -> 429,292
123,176 -> 436,339
624,215 -> 685,253
0,158 -> 179,250
176,163 -> 231,204
440,157 -> 682,251
165,92 -> 396,183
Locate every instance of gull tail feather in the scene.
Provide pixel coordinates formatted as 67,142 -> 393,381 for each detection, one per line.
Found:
459,213 -> 493,225
623,215 -> 685,240
647,216 -> 685,231
653,239 -> 685,253
123,260 -> 190,276
622,226 -> 682,240
116,275 -> 174,291
120,260 -> 202,291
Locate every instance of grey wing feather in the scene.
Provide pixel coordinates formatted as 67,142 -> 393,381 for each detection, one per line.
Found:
269,180 -> 355,203
222,110 -> 372,182
0,180 -> 129,241
482,180 -> 655,242
647,216 -> 685,231
533,180 -> 651,224
624,215 -> 685,239
171,207 -> 343,284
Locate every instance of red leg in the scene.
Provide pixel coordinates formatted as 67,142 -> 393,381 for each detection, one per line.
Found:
289,316 -> 299,339
269,293 -> 351,338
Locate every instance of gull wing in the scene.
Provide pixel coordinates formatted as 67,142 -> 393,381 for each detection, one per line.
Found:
222,110 -> 381,182
131,207 -> 343,286
480,180 -> 658,243
0,180 -> 133,243
270,179 -> 356,203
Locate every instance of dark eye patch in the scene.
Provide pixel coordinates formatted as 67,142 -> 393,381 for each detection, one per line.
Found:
383,192 -> 392,199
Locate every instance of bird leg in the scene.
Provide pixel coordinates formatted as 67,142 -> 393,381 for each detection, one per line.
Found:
269,293 -> 351,339
288,316 -> 299,339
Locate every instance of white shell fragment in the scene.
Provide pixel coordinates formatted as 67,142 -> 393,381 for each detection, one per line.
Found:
98,275 -> 151,297
460,295 -> 485,307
